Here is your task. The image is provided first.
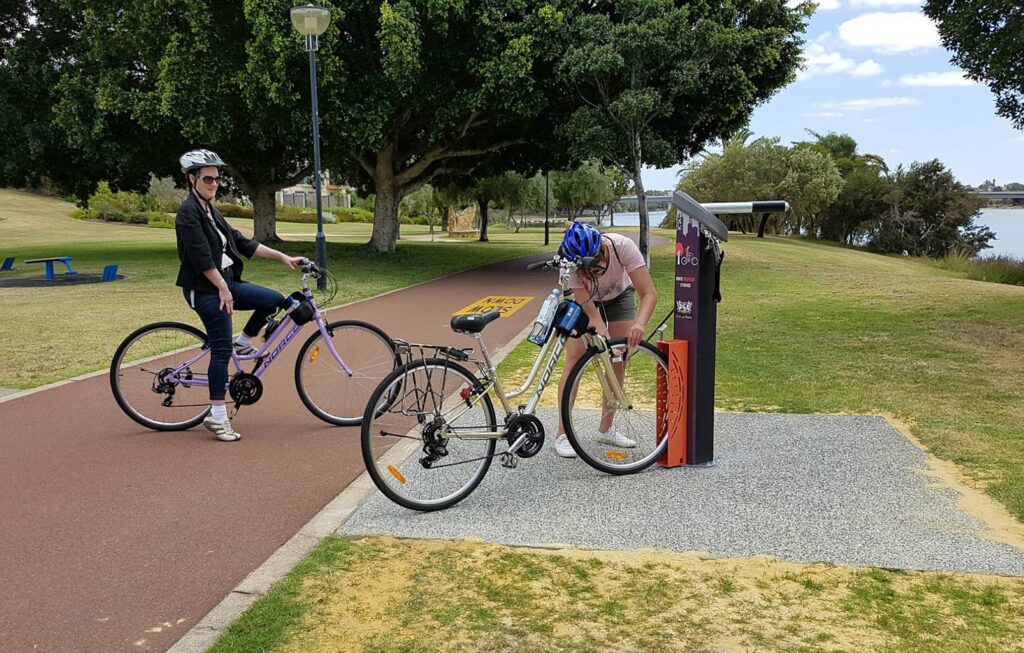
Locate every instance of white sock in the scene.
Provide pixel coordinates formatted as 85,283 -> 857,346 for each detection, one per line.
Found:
235,334 -> 252,347
210,405 -> 228,421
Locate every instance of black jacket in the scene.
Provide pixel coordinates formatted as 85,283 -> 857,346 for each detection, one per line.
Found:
175,193 -> 260,293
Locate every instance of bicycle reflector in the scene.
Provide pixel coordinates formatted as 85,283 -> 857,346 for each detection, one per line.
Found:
387,465 -> 407,484
460,388 -> 471,400
308,346 -> 320,363
605,451 -> 627,460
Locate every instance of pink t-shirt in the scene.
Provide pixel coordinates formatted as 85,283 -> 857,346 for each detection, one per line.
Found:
569,232 -> 645,302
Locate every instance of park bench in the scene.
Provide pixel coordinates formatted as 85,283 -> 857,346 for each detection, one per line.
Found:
1,256 -> 13,272
25,256 -> 77,280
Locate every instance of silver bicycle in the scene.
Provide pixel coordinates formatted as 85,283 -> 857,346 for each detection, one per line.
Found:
360,254 -> 669,511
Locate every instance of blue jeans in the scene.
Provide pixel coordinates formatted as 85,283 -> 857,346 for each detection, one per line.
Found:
184,278 -> 289,400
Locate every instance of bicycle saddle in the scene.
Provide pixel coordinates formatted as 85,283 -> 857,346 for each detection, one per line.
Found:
450,311 -> 501,334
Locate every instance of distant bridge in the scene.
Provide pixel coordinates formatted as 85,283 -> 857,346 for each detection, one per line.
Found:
975,190 -> 1024,206
615,195 -> 673,210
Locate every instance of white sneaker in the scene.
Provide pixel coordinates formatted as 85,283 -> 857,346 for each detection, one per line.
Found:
203,416 -> 242,442
553,434 -> 576,458
233,339 -> 256,356
596,429 -> 636,448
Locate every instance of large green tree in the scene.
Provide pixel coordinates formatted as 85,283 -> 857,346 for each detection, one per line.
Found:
559,0 -> 808,263
924,1 -> 1024,129
317,0 -> 575,252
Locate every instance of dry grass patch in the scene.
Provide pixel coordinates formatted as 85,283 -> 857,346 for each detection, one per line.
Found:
212,536 -> 1024,653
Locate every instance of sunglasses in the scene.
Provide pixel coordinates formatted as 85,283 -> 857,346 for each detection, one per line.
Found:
200,175 -> 223,185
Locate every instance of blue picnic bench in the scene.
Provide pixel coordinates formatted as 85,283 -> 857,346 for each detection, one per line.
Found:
25,256 -> 77,280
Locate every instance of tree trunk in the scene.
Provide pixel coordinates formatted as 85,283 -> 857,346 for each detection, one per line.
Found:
368,180 -> 401,253
609,205 -> 615,227
631,170 -> 650,266
477,194 -> 490,242
757,212 -> 769,238
251,187 -> 280,243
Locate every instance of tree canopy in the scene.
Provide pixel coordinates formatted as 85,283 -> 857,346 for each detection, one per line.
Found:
559,0 -> 809,262
924,0 -> 1024,129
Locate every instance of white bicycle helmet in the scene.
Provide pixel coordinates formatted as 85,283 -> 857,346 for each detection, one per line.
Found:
179,148 -> 226,174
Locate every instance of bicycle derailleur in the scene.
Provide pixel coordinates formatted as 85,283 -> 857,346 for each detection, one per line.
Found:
419,416 -> 450,469
500,413 -> 545,468
228,372 -> 263,409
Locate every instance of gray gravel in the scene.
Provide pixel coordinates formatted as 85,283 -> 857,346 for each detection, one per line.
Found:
341,411 -> 1024,576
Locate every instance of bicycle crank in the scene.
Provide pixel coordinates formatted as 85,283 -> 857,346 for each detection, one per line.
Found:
229,372 -> 264,406
504,413 -> 545,458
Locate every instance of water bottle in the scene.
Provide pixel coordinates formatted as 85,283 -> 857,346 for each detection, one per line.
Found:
527,289 -> 560,346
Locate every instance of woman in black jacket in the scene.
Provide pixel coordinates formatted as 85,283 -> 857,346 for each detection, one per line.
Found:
176,149 -> 304,442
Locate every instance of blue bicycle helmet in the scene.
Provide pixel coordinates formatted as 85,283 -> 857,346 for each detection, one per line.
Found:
560,221 -> 602,259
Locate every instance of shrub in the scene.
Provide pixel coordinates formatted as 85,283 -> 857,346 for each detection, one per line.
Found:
70,208 -> 98,220
932,251 -> 1024,287
147,215 -> 176,229
334,207 -> 375,223
217,203 -> 254,219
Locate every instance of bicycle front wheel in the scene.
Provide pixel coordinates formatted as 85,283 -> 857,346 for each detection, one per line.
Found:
295,320 -> 399,426
361,358 -> 497,511
110,322 -> 211,431
561,338 -> 668,474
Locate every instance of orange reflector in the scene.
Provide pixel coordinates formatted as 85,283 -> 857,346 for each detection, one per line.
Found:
605,451 -> 627,460
387,465 -> 407,484
308,346 -> 320,364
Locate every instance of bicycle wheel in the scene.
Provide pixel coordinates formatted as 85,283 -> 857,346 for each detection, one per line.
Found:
110,322 -> 211,431
561,338 -> 668,474
361,358 -> 497,511
295,320 -> 399,426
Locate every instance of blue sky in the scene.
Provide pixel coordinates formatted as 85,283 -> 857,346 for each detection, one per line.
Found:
642,0 -> 1024,192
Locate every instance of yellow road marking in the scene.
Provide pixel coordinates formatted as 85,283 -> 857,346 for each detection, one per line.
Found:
452,295 -> 535,317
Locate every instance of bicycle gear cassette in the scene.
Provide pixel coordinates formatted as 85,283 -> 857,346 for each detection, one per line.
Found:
505,413 -> 545,458
228,372 -> 263,406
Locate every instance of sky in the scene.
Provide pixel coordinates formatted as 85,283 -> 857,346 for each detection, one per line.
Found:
641,0 -> 1024,192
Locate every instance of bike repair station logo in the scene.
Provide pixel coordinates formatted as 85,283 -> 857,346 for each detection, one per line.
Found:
676,242 -> 698,266
676,300 -> 693,317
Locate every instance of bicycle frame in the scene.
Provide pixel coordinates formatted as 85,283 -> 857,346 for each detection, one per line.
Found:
431,259 -> 629,449
162,276 -> 353,392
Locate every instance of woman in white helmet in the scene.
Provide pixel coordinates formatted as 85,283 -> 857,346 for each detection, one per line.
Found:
175,149 -> 305,442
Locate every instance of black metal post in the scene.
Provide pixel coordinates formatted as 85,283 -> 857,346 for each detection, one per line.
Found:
308,37 -> 327,290
544,170 -> 550,246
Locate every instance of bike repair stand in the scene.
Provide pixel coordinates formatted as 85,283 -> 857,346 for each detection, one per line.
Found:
657,192 -> 789,468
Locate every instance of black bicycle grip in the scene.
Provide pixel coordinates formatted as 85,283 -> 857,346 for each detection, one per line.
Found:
526,260 -> 550,271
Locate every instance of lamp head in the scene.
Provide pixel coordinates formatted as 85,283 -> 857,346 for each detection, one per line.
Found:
290,5 -> 330,37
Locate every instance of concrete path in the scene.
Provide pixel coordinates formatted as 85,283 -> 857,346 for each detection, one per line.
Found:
0,251 -> 555,652
343,410 -> 1024,576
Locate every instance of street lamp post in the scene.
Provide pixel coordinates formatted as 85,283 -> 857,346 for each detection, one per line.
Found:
544,170 -> 550,246
291,4 -> 331,291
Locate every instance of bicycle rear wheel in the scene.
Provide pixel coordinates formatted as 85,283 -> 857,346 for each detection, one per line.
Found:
295,320 -> 400,426
110,322 -> 211,431
361,358 -> 497,511
561,339 -> 668,474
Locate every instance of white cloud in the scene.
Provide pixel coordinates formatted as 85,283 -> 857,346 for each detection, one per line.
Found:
899,71 -> 977,87
816,97 -> 921,111
803,111 -> 844,117
839,12 -> 941,53
798,34 -> 884,80
864,118 -> 880,123
850,0 -> 921,7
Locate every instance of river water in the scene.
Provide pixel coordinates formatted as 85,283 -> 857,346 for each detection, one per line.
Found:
609,208 -> 1024,259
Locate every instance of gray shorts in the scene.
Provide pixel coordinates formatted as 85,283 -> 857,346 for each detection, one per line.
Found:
594,287 -> 637,323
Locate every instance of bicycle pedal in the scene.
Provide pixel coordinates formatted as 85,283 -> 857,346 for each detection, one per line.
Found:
499,452 -> 518,469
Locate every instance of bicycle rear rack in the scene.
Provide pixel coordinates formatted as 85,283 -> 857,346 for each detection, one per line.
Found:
391,338 -> 474,365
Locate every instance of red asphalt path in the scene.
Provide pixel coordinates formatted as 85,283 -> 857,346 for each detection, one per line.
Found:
0,252 -> 555,652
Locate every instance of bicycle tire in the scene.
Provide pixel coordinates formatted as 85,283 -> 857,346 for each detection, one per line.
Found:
361,358 -> 497,511
561,338 -> 668,475
295,320 -> 400,426
110,321 -> 211,431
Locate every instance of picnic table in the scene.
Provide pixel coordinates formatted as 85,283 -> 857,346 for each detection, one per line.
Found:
24,256 -> 77,280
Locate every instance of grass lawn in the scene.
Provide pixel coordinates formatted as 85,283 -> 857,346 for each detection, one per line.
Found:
0,189 -> 545,389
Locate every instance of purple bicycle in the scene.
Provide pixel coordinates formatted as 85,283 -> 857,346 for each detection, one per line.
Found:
110,260 -> 399,431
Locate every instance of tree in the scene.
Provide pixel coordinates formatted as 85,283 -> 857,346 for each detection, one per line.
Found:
924,1 -> 1024,129
868,160 -> 991,258
316,0 -> 576,252
551,161 -> 616,221
559,0 -> 808,263
668,133 -> 842,238
605,167 -> 631,227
